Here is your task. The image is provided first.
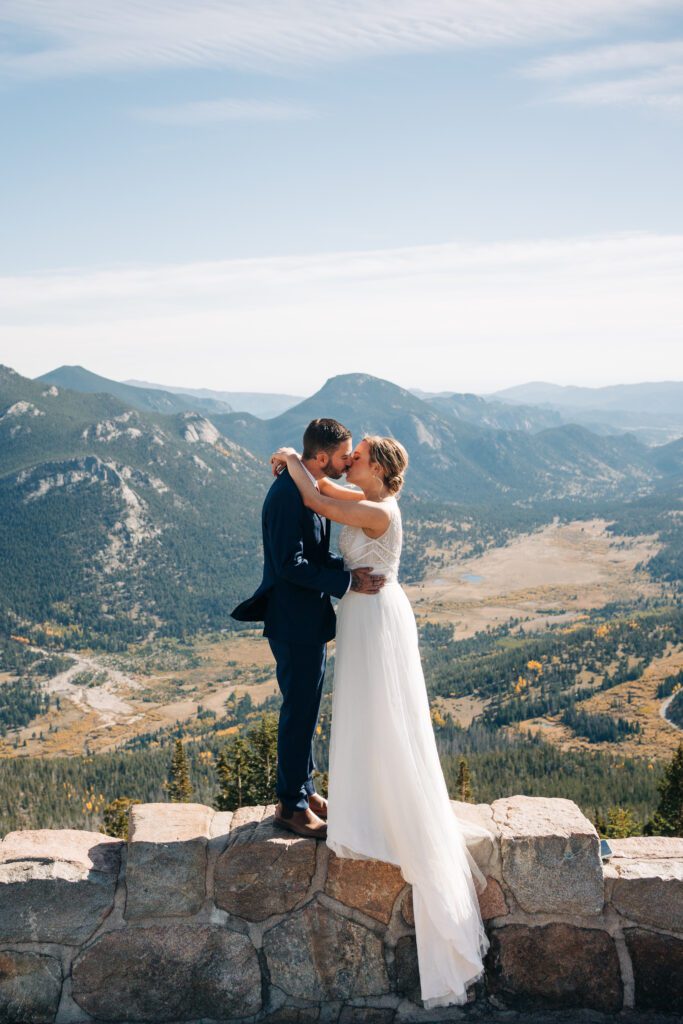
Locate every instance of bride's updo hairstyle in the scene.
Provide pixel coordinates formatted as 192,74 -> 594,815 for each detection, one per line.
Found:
364,435 -> 409,496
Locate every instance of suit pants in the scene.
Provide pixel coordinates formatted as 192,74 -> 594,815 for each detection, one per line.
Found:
268,638 -> 326,812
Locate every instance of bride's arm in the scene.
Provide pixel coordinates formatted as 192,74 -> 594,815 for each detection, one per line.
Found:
269,451 -> 359,500
318,478 -> 363,502
284,453 -> 391,532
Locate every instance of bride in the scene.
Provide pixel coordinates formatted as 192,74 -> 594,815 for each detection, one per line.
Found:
271,435 -> 490,1008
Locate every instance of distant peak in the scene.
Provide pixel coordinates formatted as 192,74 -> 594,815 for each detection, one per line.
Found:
320,372 -> 408,394
322,372 -> 383,386
39,364 -> 98,378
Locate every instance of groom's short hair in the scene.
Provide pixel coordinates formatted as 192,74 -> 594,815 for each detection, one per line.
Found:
302,418 -> 352,459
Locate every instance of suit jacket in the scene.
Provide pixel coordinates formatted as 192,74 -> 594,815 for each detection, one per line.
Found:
231,469 -> 351,644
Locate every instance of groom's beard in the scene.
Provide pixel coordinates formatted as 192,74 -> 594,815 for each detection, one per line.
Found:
322,460 -> 346,480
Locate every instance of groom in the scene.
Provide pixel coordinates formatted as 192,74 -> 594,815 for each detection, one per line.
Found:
232,418 -> 384,838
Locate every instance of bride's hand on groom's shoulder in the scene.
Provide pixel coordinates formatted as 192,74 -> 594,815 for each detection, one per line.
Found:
270,447 -> 299,476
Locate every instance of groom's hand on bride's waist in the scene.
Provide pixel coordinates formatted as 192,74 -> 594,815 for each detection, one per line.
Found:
350,567 -> 385,594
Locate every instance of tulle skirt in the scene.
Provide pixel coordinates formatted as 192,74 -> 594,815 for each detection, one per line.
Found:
327,583 -> 490,1008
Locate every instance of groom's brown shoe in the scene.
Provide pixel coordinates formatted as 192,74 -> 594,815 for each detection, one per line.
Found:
308,793 -> 328,820
274,801 -> 327,839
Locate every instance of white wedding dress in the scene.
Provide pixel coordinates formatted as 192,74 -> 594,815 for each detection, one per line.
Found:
326,497 -> 490,1008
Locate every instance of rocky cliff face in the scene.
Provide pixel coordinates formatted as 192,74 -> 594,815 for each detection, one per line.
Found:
0,796 -> 681,1022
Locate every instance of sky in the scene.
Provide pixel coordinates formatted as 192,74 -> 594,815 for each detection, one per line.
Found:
1,0 -> 682,396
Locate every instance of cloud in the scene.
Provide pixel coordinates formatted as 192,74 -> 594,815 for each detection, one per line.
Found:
524,38 -> 683,78
134,97 -> 316,125
0,1 -> 679,79
522,37 -> 683,108
2,233 -> 682,393
558,66 -> 683,107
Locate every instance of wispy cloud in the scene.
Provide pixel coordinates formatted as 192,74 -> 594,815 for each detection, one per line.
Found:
135,97 -> 316,125
2,233 -> 682,392
522,37 -> 683,108
0,1 -> 679,79
524,38 -> 683,79
559,66 -> 683,108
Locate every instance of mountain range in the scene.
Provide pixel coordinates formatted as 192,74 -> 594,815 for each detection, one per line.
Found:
1,363 -> 681,642
38,366 -> 235,417
44,365 -> 683,442
207,373 -> 682,504
490,380 -> 683,414
124,378 -> 301,419
486,380 -> 683,443
411,389 -> 564,433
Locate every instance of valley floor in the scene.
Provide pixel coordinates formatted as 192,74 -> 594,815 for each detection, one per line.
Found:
406,517 -> 663,637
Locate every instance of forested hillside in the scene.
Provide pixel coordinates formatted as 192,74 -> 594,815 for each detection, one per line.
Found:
0,366 -> 266,643
421,605 -> 683,729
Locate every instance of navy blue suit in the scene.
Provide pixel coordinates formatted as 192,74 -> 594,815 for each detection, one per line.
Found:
232,470 -> 351,810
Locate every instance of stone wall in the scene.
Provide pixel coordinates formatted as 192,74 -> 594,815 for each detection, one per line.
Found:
0,795 -> 681,1023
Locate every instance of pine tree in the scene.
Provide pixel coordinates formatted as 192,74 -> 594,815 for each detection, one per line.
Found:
644,742 -> 683,837
168,739 -> 193,803
605,805 -> 640,838
215,737 -> 251,810
215,713 -> 279,810
456,757 -> 474,803
246,713 -> 279,805
99,797 -> 141,840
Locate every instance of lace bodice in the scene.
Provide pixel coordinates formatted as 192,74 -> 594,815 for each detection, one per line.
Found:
339,497 -> 402,584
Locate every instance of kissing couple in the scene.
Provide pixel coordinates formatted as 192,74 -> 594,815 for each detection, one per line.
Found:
232,417 -> 489,1008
